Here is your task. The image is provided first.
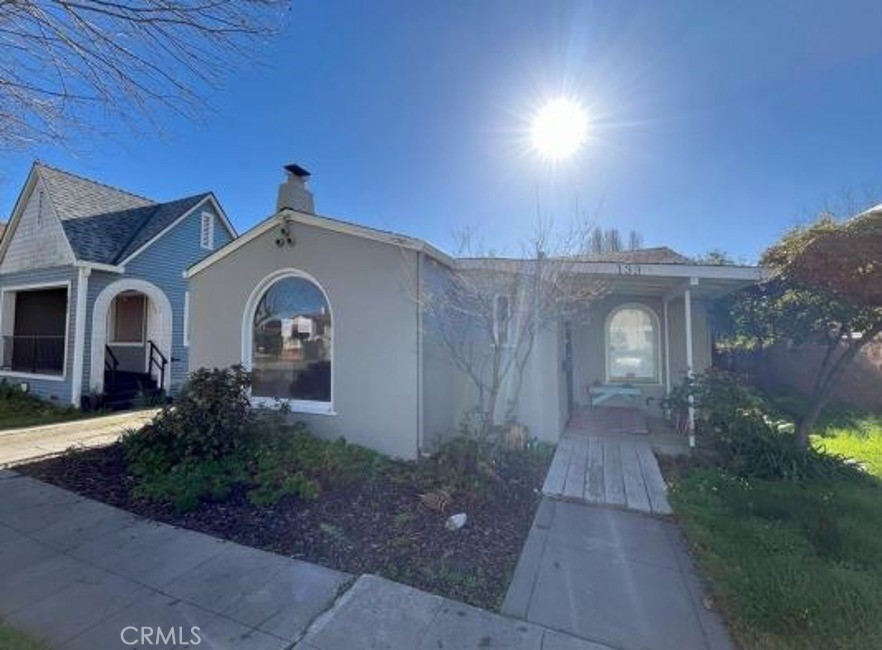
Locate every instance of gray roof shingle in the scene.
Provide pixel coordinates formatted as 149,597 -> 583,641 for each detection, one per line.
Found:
31,163 -> 210,265
37,163 -> 154,220
61,194 -> 209,264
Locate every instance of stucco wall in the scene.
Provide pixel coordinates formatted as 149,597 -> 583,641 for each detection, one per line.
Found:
570,294 -> 711,414
188,217 -> 421,459
419,255 -> 459,446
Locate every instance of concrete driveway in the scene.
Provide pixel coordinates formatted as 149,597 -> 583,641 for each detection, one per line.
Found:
0,410 -> 157,468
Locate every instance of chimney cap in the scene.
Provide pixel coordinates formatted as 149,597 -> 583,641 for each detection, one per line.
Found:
284,163 -> 311,179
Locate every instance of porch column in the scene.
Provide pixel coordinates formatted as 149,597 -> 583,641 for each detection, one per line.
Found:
684,280 -> 696,447
70,266 -> 90,407
663,298 -> 671,395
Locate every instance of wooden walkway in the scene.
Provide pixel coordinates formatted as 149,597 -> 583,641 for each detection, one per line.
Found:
542,435 -> 673,515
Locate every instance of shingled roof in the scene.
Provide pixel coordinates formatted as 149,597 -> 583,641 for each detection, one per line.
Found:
61,194 -> 210,264
37,163 -> 154,220
28,163 -> 212,265
566,246 -> 695,265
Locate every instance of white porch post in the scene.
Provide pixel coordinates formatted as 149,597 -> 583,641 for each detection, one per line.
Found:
684,280 -> 696,447
663,298 -> 671,395
70,266 -> 90,407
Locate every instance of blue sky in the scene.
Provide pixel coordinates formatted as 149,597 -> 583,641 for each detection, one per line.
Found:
3,0 -> 882,262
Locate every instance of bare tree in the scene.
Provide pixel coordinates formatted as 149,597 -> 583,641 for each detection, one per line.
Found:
628,229 -> 642,251
586,227 -> 642,254
412,220 -> 607,442
0,0 -> 288,149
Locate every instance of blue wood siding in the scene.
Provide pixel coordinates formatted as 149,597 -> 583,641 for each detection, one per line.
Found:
0,265 -> 78,403
81,204 -> 233,394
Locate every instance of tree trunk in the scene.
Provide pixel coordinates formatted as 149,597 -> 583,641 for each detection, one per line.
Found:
794,325 -> 882,447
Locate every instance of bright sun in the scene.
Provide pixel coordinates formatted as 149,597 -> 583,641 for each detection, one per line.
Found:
531,98 -> 588,161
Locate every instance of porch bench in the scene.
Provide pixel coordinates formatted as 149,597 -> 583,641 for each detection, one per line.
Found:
588,385 -> 642,407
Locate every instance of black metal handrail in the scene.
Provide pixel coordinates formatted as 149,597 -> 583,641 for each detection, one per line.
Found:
1,335 -> 65,375
148,340 -> 168,390
104,344 -> 120,387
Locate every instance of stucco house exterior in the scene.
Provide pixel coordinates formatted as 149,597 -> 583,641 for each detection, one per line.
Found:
187,165 -> 763,458
0,163 -> 235,407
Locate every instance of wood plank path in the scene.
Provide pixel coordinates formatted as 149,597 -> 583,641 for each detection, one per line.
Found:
542,434 -> 672,515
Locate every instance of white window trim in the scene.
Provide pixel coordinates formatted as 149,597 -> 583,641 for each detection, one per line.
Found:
241,268 -> 335,415
0,280 -> 71,381
183,290 -> 190,347
200,211 -> 215,251
604,302 -> 662,385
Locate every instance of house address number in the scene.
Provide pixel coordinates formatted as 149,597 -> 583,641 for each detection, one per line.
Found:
617,263 -> 643,276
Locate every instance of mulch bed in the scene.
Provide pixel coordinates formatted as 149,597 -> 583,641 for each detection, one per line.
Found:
17,444 -> 549,610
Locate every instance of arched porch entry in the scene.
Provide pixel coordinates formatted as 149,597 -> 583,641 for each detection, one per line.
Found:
89,278 -> 173,395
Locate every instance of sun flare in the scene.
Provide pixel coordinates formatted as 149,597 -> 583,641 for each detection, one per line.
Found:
530,98 -> 588,161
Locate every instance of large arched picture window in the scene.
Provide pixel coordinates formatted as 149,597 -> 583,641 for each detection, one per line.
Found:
606,305 -> 658,383
251,275 -> 332,404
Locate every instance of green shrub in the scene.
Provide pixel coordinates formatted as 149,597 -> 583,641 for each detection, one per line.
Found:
247,421 -> 385,507
124,366 -> 254,509
124,366 -> 253,465
665,369 -> 862,481
133,456 -> 247,512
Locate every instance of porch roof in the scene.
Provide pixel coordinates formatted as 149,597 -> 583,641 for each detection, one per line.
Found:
457,257 -> 765,300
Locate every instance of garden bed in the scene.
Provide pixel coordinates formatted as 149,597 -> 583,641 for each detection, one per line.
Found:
17,440 -> 550,610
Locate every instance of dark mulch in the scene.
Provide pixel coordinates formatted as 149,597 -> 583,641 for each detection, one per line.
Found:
17,444 -> 549,610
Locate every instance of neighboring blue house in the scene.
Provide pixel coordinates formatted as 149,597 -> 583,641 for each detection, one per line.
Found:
0,163 -> 236,406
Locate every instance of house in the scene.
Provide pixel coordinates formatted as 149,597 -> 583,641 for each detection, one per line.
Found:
0,163 -> 235,406
186,165 -> 763,459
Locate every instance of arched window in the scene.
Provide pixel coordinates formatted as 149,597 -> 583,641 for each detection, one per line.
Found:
606,305 -> 658,383
250,274 -> 332,405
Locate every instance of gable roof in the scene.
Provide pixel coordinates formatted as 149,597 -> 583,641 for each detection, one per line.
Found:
36,163 -> 154,220
1,163 -> 235,268
62,194 -> 210,265
186,208 -> 456,278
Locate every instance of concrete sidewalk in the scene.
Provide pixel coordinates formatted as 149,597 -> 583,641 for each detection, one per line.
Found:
0,472 -> 609,650
503,499 -> 735,650
0,409 -> 157,468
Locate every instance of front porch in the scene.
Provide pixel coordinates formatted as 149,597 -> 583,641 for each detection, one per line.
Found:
541,407 -> 685,516
0,285 -> 69,378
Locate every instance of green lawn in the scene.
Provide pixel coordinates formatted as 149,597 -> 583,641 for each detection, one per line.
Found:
671,469 -> 882,650
669,412 -> 882,650
0,625 -> 50,650
811,414 -> 882,478
0,389 -> 84,430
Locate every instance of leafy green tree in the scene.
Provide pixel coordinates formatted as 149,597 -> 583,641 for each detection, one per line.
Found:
716,211 -> 882,447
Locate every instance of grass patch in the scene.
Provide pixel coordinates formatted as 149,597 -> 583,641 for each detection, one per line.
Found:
812,413 -> 882,478
669,465 -> 882,650
0,625 -> 50,650
0,384 -> 83,430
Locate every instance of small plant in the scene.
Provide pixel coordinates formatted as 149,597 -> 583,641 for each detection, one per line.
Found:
133,456 -> 247,512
